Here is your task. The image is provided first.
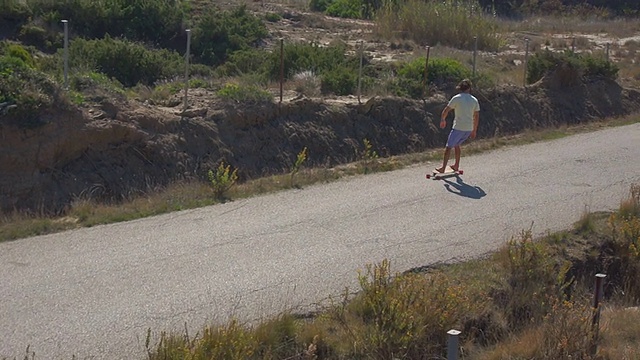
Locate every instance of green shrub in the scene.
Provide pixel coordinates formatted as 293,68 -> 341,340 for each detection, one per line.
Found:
214,48 -> 269,78
4,44 -> 35,68
264,42 -> 354,81
217,83 -> 272,103
207,162 -> 239,201
389,57 -> 472,98
321,66 -> 357,95
265,12 -> 282,22
526,49 -> 619,84
24,0 -> 186,47
309,0 -> 334,12
326,0 -> 362,18
67,36 -> 183,86
0,56 -> 60,128
192,5 -> 268,66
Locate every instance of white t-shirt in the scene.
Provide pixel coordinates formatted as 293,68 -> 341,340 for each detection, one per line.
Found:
447,93 -> 480,131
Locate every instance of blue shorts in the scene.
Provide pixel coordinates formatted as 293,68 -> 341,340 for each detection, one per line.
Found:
446,129 -> 472,147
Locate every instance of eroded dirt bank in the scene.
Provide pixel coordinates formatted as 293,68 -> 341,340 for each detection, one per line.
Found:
2,73 -> 639,213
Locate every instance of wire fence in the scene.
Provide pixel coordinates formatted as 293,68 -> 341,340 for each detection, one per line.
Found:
55,20 -> 621,109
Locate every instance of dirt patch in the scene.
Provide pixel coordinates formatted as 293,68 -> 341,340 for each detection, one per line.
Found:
1,69 -> 640,214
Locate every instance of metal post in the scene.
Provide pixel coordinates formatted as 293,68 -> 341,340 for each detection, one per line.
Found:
447,329 -> 461,360
61,20 -> 69,90
590,273 -> 606,356
472,36 -> 478,77
183,29 -> 191,113
524,38 -> 530,87
279,38 -> 284,103
423,46 -> 430,98
357,40 -> 363,104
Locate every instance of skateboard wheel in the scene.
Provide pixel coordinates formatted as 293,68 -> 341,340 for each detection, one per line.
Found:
459,170 -> 464,175
426,174 -> 431,179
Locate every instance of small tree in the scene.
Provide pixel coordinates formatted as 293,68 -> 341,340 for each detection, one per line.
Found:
208,161 -> 238,200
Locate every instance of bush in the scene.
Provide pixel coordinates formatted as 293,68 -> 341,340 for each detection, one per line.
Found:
0,55 -> 61,128
526,49 -> 619,84
326,0 -> 362,18
321,66 -> 357,95
192,5 -> 268,66
217,83 -> 272,103
389,57 -> 472,98
309,0 -> 334,12
24,0 -> 187,47
265,12 -> 282,22
264,41 -> 355,81
67,36 -> 183,86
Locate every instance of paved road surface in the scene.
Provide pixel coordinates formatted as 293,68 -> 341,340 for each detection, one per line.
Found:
2,124 -> 640,359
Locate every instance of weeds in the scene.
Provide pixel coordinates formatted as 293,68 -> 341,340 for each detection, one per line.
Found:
208,161 -> 239,201
359,138 -> 378,173
290,147 -> 308,187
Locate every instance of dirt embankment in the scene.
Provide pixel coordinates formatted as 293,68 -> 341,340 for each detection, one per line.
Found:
2,72 -> 640,214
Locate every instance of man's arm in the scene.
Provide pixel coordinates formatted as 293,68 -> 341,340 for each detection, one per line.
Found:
471,110 -> 479,138
440,106 -> 453,129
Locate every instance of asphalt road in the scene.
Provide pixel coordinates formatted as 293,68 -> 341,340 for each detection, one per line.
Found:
2,123 -> 640,359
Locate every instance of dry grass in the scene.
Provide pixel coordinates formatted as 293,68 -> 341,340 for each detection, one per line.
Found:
598,306 -> 640,359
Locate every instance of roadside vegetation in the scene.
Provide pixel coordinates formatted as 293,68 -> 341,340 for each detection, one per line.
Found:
138,184 -> 640,359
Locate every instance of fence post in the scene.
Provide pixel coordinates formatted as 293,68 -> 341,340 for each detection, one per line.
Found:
590,273 -> 607,356
357,40 -> 363,104
279,38 -> 284,104
183,29 -> 191,113
523,38 -> 530,87
447,329 -> 461,360
423,45 -> 430,98
61,19 -> 69,90
472,36 -> 478,77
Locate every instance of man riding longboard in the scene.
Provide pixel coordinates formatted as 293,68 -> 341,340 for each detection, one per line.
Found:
434,79 -> 480,174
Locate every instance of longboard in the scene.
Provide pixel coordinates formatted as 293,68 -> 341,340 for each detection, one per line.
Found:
426,166 -> 463,180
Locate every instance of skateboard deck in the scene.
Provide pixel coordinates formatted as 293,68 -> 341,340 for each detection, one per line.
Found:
426,166 -> 463,180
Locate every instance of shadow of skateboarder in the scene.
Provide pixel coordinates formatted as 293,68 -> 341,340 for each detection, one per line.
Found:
443,177 -> 486,199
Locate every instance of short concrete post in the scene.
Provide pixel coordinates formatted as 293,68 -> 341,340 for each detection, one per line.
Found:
590,273 -> 606,356
472,36 -> 478,76
447,329 -> 461,360
357,40 -> 363,104
61,20 -> 69,90
279,38 -> 284,103
423,46 -> 430,97
523,38 -> 530,87
183,29 -> 191,113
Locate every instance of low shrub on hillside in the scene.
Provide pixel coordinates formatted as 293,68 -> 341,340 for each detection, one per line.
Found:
326,0 -> 362,18
388,57 -> 473,98
0,53 -> 61,128
192,5 -> 268,67
527,49 -> 619,84
22,0 -> 186,47
67,36 -> 184,87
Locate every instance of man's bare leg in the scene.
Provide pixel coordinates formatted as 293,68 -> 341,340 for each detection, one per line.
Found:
451,145 -> 461,171
435,147 -> 452,173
